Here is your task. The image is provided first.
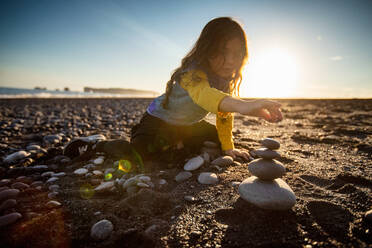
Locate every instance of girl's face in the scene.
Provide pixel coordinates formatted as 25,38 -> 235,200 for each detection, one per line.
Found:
208,37 -> 244,79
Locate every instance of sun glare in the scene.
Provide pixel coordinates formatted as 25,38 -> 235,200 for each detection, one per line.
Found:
242,48 -> 298,98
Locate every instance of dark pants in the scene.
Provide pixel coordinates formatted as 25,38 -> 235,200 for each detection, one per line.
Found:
130,112 -> 220,162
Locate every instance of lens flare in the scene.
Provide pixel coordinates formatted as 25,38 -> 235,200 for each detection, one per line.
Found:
79,184 -> 94,199
118,159 -> 132,173
105,173 -> 113,181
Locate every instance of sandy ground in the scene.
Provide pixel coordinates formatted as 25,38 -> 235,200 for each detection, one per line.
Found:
0,98 -> 371,247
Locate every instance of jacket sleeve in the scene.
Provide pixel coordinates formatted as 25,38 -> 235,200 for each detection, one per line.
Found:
179,70 -> 230,114
179,69 -> 234,151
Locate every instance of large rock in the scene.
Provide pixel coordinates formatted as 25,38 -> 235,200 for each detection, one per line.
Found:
253,148 -> 281,159
260,138 -> 280,150
238,176 -> 296,210
248,158 -> 286,180
184,156 -> 204,171
90,219 -> 113,240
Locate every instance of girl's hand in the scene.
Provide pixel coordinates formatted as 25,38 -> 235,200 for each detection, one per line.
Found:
224,148 -> 252,161
243,99 -> 283,123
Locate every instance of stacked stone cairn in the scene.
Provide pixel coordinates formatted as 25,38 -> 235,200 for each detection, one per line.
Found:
238,138 -> 296,210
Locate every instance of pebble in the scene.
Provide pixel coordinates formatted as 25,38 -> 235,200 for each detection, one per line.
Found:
46,200 -> 62,208
53,172 -> 66,177
0,189 -> 20,201
122,177 -> 138,189
365,209 -> 372,223
43,134 -> 62,144
238,176 -> 296,210
46,177 -> 59,184
211,156 -> 234,166
184,156 -> 204,171
82,134 -> 106,143
202,152 -> 210,163
90,219 -> 113,241
158,179 -> 167,185
248,158 -> 286,180
254,148 -> 281,159
31,165 -> 49,171
0,199 -> 17,212
11,182 -> 29,190
26,144 -> 41,150
94,181 -> 114,192
0,179 -> 11,187
0,212 -> 22,227
74,168 -> 88,175
31,181 -> 43,187
138,176 -> 151,183
94,157 -> 104,165
49,185 -> 60,191
231,181 -> 241,187
137,182 -> 150,188
184,195 -> 196,202
175,171 -> 192,182
4,151 -> 30,163
260,138 -> 280,150
41,171 -> 54,177
198,172 -> 218,184
93,170 -> 103,176
48,192 -> 59,199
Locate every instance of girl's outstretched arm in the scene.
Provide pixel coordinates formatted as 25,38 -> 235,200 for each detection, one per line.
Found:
218,97 -> 283,123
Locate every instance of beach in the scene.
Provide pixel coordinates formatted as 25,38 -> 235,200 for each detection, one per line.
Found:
0,98 -> 371,247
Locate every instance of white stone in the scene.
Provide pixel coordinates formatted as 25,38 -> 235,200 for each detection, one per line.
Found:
137,182 -> 149,188
211,156 -> 234,166
184,195 -> 196,202
94,157 -> 104,165
90,219 -> 113,240
26,144 -> 41,150
41,171 -> 54,177
198,172 -> 218,184
248,158 -> 286,180
158,179 -> 167,185
175,171 -> 192,182
0,212 -> 22,227
254,148 -> 281,159
138,176 -> 151,183
184,156 -> 204,171
46,177 -> 59,184
260,138 -> 280,150
94,181 -> 114,192
238,176 -> 296,210
4,151 -> 30,163
46,200 -> 62,208
53,172 -> 66,177
74,168 -> 88,175
93,170 -> 103,176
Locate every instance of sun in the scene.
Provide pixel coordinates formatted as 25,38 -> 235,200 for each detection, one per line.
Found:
241,47 -> 298,98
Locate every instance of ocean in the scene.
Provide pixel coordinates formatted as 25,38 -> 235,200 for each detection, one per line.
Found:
0,87 -> 157,98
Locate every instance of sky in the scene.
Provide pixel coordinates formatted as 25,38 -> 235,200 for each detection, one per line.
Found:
0,0 -> 371,98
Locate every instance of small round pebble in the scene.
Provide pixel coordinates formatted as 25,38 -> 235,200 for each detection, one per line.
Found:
175,171 -> 192,182
198,172 -> 218,184
90,219 -> 114,240
74,168 -> 88,176
184,156 -> 204,171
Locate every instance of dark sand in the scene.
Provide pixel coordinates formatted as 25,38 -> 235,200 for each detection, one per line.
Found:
0,98 -> 371,247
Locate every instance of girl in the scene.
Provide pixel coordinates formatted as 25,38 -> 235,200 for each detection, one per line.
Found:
64,17 -> 282,171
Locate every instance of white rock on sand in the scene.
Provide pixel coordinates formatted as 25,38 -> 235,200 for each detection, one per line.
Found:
238,176 -> 296,210
90,219 -> 113,240
198,172 -> 218,184
184,156 -> 204,171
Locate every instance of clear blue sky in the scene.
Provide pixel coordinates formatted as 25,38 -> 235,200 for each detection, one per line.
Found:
1,0 -> 371,98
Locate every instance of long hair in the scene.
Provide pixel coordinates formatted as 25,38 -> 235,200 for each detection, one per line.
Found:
162,17 -> 249,109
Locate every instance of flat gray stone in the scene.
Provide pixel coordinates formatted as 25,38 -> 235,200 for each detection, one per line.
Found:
211,156 -> 234,166
184,156 -> 204,171
4,151 -> 30,163
46,177 -> 59,184
90,219 -> 113,240
94,181 -> 114,192
74,168 -> 88,175
0,212 -> 22,227
175,171 -> 192,182
0,189 -> 20,201
260,138 -> 280,150
198,172 -> 218,184
248,158 -> 286,180
238,176 -> 296,210
254,148 -> 281,159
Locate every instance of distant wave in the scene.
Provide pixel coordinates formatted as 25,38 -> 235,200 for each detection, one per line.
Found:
0,87 -> 158,98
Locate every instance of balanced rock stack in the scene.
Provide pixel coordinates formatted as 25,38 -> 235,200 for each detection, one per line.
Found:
238,138 -> 296,210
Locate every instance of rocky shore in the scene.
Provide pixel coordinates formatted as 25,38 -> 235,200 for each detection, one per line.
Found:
0,98 -> 371,247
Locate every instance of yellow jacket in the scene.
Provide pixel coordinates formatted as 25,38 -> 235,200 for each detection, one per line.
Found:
179,70 -> 234,151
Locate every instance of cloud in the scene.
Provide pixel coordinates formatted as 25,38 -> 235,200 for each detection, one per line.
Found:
329,56 -> 343,61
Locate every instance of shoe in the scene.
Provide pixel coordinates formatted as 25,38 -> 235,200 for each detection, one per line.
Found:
63,139 -> 94,159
